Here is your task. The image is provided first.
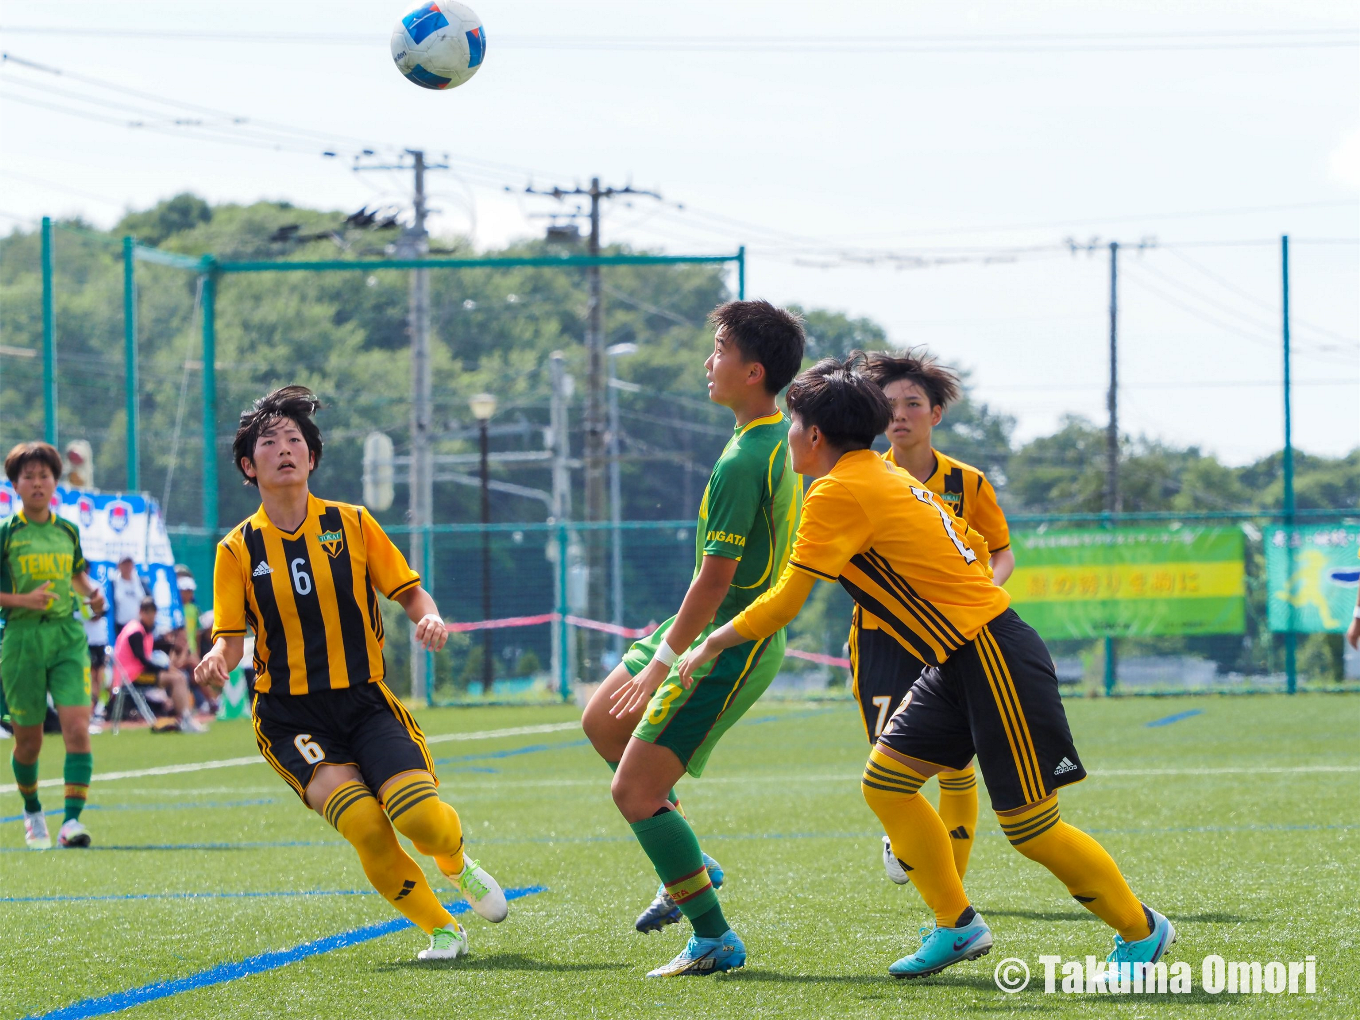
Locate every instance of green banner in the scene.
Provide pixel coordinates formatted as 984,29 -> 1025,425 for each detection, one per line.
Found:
1004,527 -> 1245,639
1264,524 -> 1360,633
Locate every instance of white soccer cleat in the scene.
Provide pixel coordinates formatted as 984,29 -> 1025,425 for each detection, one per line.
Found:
418,923 -> 469,960
180,712 -> 209,734
24,810 -> 51,850
58,818 -> 91,848
882,835 -> 911,885
454,858 -> 508,922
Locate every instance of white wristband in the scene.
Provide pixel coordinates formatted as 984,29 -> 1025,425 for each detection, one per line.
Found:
653,639 -> 680,668
1353,605 -> 1360,621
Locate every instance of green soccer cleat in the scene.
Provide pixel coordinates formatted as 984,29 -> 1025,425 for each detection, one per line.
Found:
23,810 -> 51,850
418,923 -> 469,961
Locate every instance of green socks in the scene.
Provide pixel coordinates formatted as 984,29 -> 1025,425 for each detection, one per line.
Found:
630,809 -> 729,938
12,756 -> 41,814
64,752 -> 92,822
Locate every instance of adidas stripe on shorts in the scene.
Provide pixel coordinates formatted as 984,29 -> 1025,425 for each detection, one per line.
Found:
875,607 -> 1087,812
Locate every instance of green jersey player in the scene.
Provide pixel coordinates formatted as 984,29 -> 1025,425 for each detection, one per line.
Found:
582,299 -> 805,977
1,442 -> 107,850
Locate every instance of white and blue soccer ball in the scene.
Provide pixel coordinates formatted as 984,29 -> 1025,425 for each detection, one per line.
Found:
391,1 -> 486,90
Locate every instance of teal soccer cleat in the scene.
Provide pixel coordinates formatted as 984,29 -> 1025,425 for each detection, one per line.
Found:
635,853 -> 725,933
646,929 -> 746,977
888,912 -> 993,979
1107,906 -> 1176,967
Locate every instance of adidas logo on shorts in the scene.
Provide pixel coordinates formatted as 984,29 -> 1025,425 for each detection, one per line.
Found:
252,561 -> 274,577
1053,757 -> 1079,776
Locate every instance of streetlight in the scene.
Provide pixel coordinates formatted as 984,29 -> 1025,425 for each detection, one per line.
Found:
469,392 -> 497,695
606,343 -> 638,662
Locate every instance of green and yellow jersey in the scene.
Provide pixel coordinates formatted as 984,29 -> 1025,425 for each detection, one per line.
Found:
0,510 -> 88,625
695,410 -> 802,624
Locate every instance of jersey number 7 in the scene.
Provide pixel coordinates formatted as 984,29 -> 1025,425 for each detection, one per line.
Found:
910,486 -> 977,565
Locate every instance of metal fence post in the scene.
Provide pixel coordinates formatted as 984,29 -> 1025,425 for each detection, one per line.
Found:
557,522 -> 570,701
41,216 -> 56,445
123,235 -> 139,490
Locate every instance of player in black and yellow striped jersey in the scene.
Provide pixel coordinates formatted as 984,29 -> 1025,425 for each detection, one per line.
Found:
679,358 -> 1174,979
196,386 -> 506,962
856,348 -> 1015,882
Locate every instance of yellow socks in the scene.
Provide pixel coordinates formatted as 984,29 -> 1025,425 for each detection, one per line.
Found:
381,771 -> 466,878
861,747 -> 971,928
323,781 -> 453,934
999,795 -> 1150,942
936,766 -> 978,879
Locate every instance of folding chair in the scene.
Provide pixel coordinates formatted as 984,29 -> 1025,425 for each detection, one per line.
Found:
108,657 -> 161,734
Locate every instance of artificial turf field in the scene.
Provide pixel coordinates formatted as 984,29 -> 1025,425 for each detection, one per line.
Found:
2,692 -> 1357,1019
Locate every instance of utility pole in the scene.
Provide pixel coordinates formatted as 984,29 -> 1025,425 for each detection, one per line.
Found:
1066,236 -> 1154,695
356,149 -> 450,703
523,179 -> 660,677
1281,235 -> 1297,694
548,352 -> 572,688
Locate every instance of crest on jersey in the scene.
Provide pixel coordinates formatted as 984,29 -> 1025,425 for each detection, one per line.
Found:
317,529 -> 345,559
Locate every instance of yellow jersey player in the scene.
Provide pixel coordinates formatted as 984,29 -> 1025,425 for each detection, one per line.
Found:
679,356 -> 1174,979
195,386 -> 506,962
859,349 -> 1013,884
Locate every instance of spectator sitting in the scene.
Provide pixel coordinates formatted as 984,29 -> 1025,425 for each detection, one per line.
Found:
110,556 -> 147,635
113,597 -> 207,734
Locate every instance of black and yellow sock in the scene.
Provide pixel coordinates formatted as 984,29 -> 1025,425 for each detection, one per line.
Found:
323,780 -> 453,935
382,772 -> 465,877
12,757 -> 40,814
999,795 -> 1150,942
861,747 -> 972,928
630,808 -> 728,938
63,752 -> 92,822
936,765 -> 978,879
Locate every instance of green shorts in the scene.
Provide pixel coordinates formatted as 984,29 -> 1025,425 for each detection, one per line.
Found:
625,615 -> 785,778
0,618 -> 91,727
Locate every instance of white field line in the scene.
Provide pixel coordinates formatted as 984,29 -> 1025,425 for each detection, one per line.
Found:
0,720 -> 582,793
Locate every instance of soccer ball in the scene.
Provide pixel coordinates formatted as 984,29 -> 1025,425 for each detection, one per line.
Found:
391,1 -> 486,90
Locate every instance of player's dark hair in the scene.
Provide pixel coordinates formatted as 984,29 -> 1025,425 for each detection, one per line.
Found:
232,385 -> 324,487
709,300 -> 806,394
139,596 -> 157,614
785,353 -> 892,451
4,441 -> 62,484
864,347 -> 961,409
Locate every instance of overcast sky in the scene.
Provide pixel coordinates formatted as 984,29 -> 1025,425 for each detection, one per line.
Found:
2,1 -> 1356,464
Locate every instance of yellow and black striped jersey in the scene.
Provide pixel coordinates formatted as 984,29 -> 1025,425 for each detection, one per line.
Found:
883,447 -> 1009,554
211,494 -> 420,695
736,449 -> 1009,667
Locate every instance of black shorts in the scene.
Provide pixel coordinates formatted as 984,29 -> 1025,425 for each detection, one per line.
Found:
876,608 -> 1086,811
88,644 -> 107,670
251,681 -> 434,803
851,624 -> 922,744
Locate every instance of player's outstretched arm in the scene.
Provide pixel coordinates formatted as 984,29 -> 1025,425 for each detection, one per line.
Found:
395,586 -> 448,652
678,565 -> 816,685
608,554 -> 739,718
0,581 -> 55,610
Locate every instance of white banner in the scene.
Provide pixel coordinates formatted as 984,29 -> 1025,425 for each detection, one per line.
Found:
1,481 -> 185,633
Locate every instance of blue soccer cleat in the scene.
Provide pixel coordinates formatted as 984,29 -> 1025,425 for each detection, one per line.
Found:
888,912 -> 993,979
646,929 -> 746,977
635,854 -> 725,933
1107,906 -> 1176,966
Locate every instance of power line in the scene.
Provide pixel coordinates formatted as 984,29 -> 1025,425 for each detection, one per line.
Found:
1,26 -> 1355,51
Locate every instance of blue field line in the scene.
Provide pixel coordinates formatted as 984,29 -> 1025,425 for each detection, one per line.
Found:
2,888 -> 375,903
25,885 -> 547,1020
1,798 -> 280,826
1146,709 -> 1205,727
433,737 -> 590,766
